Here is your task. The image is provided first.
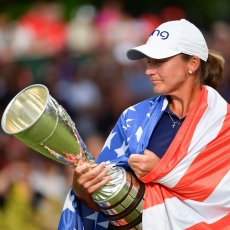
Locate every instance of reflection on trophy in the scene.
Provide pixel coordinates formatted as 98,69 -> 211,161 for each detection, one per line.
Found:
1,84 -> 145,230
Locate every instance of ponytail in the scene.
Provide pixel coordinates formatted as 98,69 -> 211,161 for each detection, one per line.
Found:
200,49 -> 225,89
181,50 -> 225,89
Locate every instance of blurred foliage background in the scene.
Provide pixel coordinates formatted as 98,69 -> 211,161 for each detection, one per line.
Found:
0,0 -> 230,229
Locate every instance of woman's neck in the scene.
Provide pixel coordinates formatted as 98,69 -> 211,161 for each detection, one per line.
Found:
167,84 -> 202,119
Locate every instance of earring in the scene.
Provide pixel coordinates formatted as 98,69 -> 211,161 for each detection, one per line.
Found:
188,70 -> 192,74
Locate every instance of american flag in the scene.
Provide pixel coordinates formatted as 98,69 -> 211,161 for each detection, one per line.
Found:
58,189 -> 109,230
58,85 -> 230,229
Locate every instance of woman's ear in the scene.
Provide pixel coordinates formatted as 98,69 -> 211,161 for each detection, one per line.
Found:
188,56 -> 201,73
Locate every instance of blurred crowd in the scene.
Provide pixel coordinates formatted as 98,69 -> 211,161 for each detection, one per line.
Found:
0,1 -> 230,229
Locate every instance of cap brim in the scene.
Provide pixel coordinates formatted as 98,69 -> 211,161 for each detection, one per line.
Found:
126,44 -> 181,60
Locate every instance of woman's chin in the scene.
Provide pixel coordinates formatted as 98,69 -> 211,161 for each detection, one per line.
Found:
153,87 -> 165,95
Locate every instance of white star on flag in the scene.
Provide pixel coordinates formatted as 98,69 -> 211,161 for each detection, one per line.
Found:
122,119 -> 134,130
85,211 -> 98,221
122,125 -> 129,130
123,106 -> 136,115
101,132 -> 116,151
97,221 -> 109,228
114,141 -> 129,157
62,190 -> 75,212
135,127 -> 143,142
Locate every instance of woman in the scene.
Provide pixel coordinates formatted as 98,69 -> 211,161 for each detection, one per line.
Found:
59,19 -> 230,229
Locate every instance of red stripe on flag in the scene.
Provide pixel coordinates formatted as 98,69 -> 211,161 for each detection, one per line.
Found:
143,183 -> 175,209
185,213 -> 230,230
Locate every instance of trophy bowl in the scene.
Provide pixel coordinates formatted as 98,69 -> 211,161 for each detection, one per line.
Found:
1,84 -> 144,229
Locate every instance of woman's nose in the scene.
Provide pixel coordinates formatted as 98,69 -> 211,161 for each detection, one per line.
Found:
145,66 -> 156,76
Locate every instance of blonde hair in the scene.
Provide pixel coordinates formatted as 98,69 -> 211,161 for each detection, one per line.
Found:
200,49 -> 225,89
181,50 -> 225,89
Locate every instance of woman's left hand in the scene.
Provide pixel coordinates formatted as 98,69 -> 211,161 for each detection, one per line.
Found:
128,149 -> 160,179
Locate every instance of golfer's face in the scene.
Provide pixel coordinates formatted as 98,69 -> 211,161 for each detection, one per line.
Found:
145,54 -> 190,96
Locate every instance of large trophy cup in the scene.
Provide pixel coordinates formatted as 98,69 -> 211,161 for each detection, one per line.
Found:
1,84 -> 145,230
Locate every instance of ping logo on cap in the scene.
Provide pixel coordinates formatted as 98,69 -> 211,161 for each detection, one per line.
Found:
149,30 -> 169,40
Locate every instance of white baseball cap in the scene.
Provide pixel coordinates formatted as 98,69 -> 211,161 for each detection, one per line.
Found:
126,19 -> 208,61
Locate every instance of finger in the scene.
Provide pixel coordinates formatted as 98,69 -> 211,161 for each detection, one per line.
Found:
86,173 -> 111,194
72,163 -> 77,169
144,149 -> 154,155
88,162 -> 106,175
84,163 -> 110,184
80,165 -> 111,194
144,149 -> 160,160
128,153 -> 142,164
82,168 -> 89,174
91,165 -> 111,183
144,150 -> 160,163
76,162 -> 108,183
73,163 -> 91,178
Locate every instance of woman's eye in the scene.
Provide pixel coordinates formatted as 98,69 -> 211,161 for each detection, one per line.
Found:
146,58 -> 167,68
156,59 -> 165,63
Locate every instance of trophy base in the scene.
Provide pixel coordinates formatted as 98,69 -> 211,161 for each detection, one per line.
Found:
94,168 -> 145,230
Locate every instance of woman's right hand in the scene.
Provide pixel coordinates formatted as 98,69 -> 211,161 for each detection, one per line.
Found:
72,162 -> 111,211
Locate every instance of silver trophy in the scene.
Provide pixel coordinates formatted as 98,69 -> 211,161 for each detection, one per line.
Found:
1,84 -> 144,230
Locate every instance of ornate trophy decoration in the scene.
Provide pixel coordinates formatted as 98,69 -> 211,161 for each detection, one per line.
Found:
1,84 -> 145,230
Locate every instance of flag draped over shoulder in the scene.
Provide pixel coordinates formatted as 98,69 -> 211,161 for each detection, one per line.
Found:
58,85 -> 230,229
141,86 -> 230,229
